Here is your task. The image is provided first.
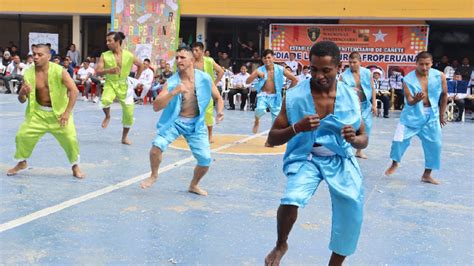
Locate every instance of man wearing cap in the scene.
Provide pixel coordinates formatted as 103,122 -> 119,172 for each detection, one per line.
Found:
372,69 -> 391,118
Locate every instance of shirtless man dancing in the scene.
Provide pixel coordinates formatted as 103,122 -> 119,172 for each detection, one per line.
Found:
95,31 -> 143,145
140,47 -> 224,195
7,44 -> 85,178
385,51 -> 448,185
264,41 -> 367,266
191,42 -> 224,143
246,49 -> 297,139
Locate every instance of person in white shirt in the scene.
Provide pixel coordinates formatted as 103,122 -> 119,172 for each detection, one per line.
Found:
448,72 -> 471,121
228,65 -> 251,110
133,58 -> 154,104
285,52 -> 298,76
444,65 -> 455,80
3,55 -> 25,93
388,69 -> 404,110
75,59 -> 95,101
297,65 -> 311,82
372,69 -> 391,118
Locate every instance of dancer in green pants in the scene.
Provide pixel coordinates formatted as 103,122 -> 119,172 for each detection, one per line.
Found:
95,31 -> 143,145
7,44 -> 85,178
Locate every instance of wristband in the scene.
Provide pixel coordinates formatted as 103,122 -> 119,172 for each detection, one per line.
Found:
292,124 -> 298,135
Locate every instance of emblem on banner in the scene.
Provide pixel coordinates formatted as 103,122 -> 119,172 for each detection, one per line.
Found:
307,27 -> 320,42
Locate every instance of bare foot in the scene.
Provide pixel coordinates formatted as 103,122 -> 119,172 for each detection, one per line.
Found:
385,162 -> 399,176
140,175 -> 158,189
72,165 -> 85,179
101,116 -> 111,128
188,185 -> 208,196
264,142 -> 274,148
252,120 -> 259,134
6,161 -> 27,176
265,243 -> 288,266
421,175 -> 440,185
355,150 -> 368,159
209,139 -> 214,144
122,138 -> 132,145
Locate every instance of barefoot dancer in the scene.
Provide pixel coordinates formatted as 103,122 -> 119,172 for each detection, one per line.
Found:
341,52 -> 376,159
265,41 -> 367,266
7,44 -> 85,178
246,49 -> 297,138
191,42 -> 224,143
95,31 -> 143,145
385,51 -> 448,185
140,47 -> 224,195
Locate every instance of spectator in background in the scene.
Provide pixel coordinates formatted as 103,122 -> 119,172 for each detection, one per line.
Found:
66,44 -> 81,67
154,59 -> 167,81
162,63 -> 173,79
283,65 -> 293,91
285,52 -> 298,75
10,45 -> 19,56
28,44 -> 36,56
24,55 -> 34,70
151,62 -> 173,98
75,59 -> 95,101
89,56 -> 97,69
250,51 -> 261,73
53,56 -> 61,64
210,41 -> 220,60
435,55 -> 449,72
2,54 -> 25,93
297,66 -> 311,82
88,57 -> 103,103
62,56 -> 74,78
444,62 -> 455,80
133,58 -> 154,104
373,69 -> 391,118
46,43 -> 57,58
389,69 -> 404,110
2,51 -> 12,67
204,49 -> 211,57
451,59 -> 460,72
448,72 -> 471,121
228,65 -> 250,110
239,39 -> 255,58
459,57 -> 472,81
219,52 -> 232,69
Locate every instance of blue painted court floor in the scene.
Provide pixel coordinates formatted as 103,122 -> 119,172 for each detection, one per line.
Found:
0,94 -> 473,264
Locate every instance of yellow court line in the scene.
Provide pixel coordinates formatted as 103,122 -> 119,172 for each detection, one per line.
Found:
170,133 -> 286,155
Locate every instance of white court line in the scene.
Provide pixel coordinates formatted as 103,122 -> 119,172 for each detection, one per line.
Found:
0,130 -> 270,233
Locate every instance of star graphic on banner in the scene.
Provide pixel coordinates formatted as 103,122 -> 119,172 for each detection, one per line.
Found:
373,29 -> 388,42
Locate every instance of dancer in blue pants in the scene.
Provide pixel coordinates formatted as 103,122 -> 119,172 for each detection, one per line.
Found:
341,52 -> 376,159
385,51 -> 448,185
264,41 -> 368,266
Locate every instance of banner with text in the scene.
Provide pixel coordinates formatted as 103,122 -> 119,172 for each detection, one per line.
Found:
270,24 -> 429,77
112,0 -> 180,67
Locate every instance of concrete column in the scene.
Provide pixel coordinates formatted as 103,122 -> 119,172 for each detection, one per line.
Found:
72,15 -> 81,54
196,17 -> 207,47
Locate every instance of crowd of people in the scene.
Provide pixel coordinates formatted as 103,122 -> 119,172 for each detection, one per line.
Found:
1,41 -> 473,123
2,30 -> 472,265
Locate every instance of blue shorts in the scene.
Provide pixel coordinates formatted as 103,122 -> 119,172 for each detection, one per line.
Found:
281,154 -> 364,256
255,93 -> 281,122
152,117 -> 211,167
